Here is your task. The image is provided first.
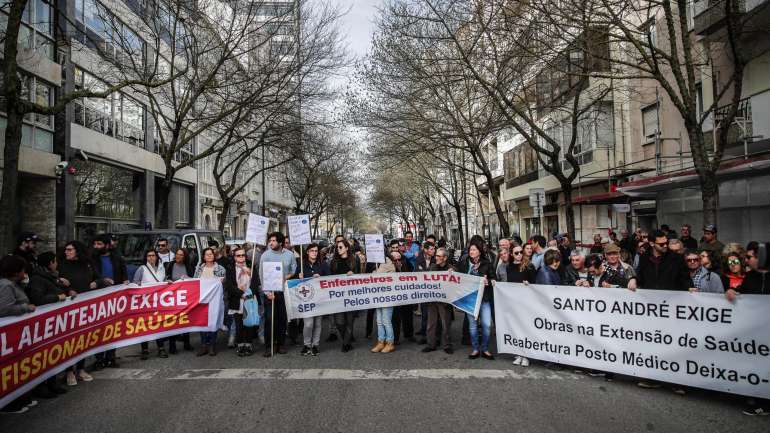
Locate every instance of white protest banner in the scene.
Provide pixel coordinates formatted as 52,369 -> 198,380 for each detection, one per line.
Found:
285,271 -> 483,319
245,213 -> 270,245
494,283 -> 770,399
261,262 -> 284,292
287,214 -> 312,246
364,234 -> 385,264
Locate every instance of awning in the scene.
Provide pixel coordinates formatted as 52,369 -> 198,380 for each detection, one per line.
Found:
617,155 -> 770,197
572,191 -> 628,205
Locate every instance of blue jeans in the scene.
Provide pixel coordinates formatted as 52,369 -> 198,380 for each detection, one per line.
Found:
376,307 -> 394,343
467,301 -> 492,353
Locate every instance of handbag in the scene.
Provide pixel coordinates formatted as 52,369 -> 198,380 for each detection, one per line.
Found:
242,288 -> 260,327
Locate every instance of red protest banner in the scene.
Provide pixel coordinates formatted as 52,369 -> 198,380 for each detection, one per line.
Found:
0,279 -> 223,408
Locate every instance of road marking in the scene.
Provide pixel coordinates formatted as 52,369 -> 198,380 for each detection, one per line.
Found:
93,369 -> 161,380
166,368 -> 582,381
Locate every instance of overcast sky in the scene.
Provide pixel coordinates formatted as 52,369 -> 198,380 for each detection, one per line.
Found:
333,0 -> 380,59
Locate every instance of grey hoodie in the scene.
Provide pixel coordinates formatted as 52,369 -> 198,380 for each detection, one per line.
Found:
0,278 -> 33,318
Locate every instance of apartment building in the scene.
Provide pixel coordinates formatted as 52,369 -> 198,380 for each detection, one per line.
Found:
0,0 -> 63,251
479,2 -> 770,245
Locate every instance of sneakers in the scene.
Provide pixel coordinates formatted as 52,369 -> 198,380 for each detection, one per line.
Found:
520,357 -> 530,367
301,345 -> 312,356
0,402 -> 29,414
637,381 -> 662,389
512,356 -> 522,366
227,335 -> 236,349
66,372 -> 77,386
311,346 -> 320,356
78,371 -> 93,382
672,387 -> 687,396
742,405 -> 768,416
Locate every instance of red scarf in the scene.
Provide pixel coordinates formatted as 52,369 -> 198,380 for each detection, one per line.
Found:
726,272 -> 744,289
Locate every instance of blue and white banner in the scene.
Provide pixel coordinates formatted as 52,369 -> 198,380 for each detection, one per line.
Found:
494,283 -> 770,399
285,272 -> 484,319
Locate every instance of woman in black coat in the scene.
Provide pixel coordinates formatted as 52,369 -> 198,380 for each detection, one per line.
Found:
457,238 -> 496,360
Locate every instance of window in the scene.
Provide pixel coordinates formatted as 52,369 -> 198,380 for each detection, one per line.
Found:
0,73 -> 54,152
642,104 -> 659,142
73,160 -> 142,220
75,0 -> 144,65
1,0 -> 55,60
270,40 -> 294,57
73,67 -> 146,147
173,183 -> 191,225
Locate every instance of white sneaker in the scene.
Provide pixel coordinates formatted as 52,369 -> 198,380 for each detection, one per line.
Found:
78,371 -> 93,382
66,372 -> 77,386
520,357 -> 530,367
25,400 -> 38,408
512,356 -> 522,366
228,335 -> 236,348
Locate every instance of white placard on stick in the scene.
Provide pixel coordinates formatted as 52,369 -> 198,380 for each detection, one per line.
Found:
245,213 -> 270,245
287,214 -> 312,246
261,261 -> 284,292
364,234 -> 385,264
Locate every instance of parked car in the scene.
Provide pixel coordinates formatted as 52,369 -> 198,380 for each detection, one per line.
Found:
115,229 -> 226,277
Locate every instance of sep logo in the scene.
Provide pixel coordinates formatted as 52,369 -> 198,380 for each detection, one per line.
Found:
293,283 -> 315,302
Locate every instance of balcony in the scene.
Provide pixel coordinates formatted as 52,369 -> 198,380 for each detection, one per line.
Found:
694,0 -> 770,37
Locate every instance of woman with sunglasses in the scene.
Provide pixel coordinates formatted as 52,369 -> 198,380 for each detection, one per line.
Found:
300,243 -> 330,356
133,249 -> 169,360
194,248 -> 227,356
457,238 -> 496,360
330,239 -> 361,352
721,249 -> 746,300
505,245 -> 536,366
58,241 -> 102,386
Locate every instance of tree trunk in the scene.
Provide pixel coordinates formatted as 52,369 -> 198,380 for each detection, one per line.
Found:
156,177 -> 172,228
561,182 -> 576,241
452,201 -> 465,247
438,204 -> 448,242
218,198 -> 232,233
488,179 -> 510,238
700,172 -> 719,226
0,110 -> 24,254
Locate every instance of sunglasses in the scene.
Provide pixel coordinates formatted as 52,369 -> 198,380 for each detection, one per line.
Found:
513,250 -> 523,255
686,258 -> 700,263
235,254 -> 246,257
728,259 -> 741,265
747,254 -> 756,260
158,244 -> 167,247
654,242 -> 668,247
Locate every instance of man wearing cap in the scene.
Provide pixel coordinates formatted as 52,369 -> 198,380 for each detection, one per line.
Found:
12,232 -> 41,274
603,244 -> 637,290
699,225 -> 724,261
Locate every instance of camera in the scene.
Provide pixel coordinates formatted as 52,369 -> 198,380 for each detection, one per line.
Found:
55,161 -> 69,176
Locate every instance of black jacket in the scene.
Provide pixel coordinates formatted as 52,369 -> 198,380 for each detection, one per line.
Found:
637,251 -> 691,290
164,260 -> 195,281
415,255 -> 435,272
92,252 -> 129,284
58,259 -> 103,293
27,267 -> 66,306
562,265 -> 588,286
457,256 -> 496,302
299,259 -> 330,278
223,263 -> 259,310
507,263 -> 536,284
740,270 -> 768,295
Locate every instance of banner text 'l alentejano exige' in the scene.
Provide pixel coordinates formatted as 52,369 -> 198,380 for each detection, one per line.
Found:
494,283 -> 770,399
285,272 -> 483,320
0,279 -> 223,408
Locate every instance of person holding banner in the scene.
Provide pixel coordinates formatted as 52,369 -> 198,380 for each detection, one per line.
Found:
425,248 -> 454,354
133,249 -> 169,360
165,249 -> 195,353
299,243 -> 330,356
58,241 -> 100,386
370,251 -> 401,354
506,245 -> 536,367
194,248 -> 227,356
458,238 -> 496,360
260,232 -> 297,357
0,255 -> 39,414
227,248 -> 259,356
330,239 -> 361,352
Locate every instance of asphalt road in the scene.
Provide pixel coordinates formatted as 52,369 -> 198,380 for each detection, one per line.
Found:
1,315 -> 767,433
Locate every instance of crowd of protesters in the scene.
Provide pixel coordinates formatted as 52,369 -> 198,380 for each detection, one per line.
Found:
0,224 -> 767,416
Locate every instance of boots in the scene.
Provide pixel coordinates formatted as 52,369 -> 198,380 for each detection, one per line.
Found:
381,342 -> 396,353
371,341 -> 385,353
